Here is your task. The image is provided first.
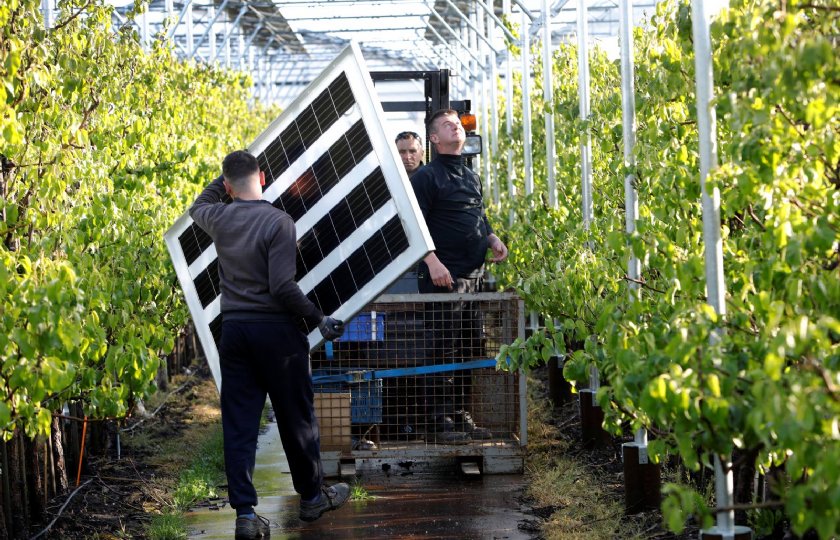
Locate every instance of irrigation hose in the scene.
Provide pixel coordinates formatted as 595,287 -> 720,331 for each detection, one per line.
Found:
75,416 -> 88,487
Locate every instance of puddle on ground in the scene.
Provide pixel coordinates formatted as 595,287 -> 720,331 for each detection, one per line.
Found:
185,421 -> 534,539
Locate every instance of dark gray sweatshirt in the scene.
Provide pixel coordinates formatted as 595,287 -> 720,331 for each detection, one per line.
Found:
189,175 -> 322,326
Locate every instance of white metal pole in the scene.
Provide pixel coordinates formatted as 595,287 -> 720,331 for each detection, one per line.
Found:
577,0 -> 593,230
443,0 -> 500,54
224,22 -> 231,67
504,0 -> 515,224
185,2 -> 194,54
139,8 -> 150,50
463,21 -> 475,99
474,0 -> 518,43
477,7 -> 492,196
207,6 -> 217,64
192,0 -> 230,60
542,0 -> 556,208
40,0 -> 53,28
692,2 -> 726,317
619,0 -> 649,461
621,0 -> 640,292
521,9 -> 533,197
488,1 -> 500,205
691,2 -> 748,538
166,0 -> 195,40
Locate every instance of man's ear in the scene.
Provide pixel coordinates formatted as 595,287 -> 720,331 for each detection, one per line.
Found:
223,178 -> 234,196
259,170 -> 266,187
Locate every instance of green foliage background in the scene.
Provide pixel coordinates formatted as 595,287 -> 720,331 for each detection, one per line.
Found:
0,0 -> 273,438
491,0 -> 838,536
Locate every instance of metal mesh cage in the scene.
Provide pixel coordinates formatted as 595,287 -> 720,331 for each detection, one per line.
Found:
311,291 -> 525,459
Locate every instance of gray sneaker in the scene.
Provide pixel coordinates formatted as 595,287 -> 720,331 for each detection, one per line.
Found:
299,483 -> 350,522
234,514 -> 270,539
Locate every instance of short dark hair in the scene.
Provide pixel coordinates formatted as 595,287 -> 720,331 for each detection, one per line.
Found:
222,150 -> 259,186
395,131 -> 422,144
427,109 -> 459,133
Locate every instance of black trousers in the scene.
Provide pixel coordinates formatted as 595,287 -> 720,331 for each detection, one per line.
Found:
416,269 -> 484,428
218,318 -> 323,510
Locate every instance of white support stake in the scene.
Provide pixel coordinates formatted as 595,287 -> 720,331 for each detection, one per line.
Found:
542,0 -> 556,208
691,2 -> 752,538
577,0 -> 593,230
621,0 -> 640,286
521,9 -> 533,197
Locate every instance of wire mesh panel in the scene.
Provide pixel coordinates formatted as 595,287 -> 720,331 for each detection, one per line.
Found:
311,291 -> 525,459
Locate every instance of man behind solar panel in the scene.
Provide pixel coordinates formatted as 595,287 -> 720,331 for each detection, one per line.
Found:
410,110 -> 509,442
189,150 -> 350,538
395,130 -> 425,178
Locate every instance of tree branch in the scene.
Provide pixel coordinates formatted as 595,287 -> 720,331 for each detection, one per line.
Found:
50,0 -> 95,32
29,478 -> 93,540
622,275 -> 667,295
746,204 -> 766,231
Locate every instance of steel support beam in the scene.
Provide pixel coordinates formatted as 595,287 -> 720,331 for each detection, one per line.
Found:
210,5 -> 248,64
191,0 -> 230,59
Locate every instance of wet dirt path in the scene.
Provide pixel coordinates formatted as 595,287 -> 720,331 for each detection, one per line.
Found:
184,419 -> 535,539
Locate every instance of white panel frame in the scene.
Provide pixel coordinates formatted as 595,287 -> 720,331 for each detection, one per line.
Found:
165,42 -> 434,390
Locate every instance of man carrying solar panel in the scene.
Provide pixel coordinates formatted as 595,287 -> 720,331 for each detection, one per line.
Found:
190,151 -> 351,538
410,109 -> 509,442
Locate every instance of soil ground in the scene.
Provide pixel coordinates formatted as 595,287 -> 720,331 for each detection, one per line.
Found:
28,361 -> 692,539
28,363 -> 223,539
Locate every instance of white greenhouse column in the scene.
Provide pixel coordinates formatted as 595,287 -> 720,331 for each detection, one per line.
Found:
139,7 -> 150,50
185,2 -> 194,54
224,21 -> 231,67
477,7 -> 492,196
542,0 -> 556,208
619,0 -> 662,513
207,7 -> 216,64
504,0 -> 516,225
577,0 -> 593,229
692,1 -> 752,538
575,0 -> 608,450
521,9 -> 533,197
488,1 -> 501,205
41,0 -> 54,28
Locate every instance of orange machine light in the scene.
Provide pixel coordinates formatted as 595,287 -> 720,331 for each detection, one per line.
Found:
459,113 -> 477,131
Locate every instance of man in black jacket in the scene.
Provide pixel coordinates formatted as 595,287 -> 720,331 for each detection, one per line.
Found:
410,110 -> 508,440
190,151 -> 349,538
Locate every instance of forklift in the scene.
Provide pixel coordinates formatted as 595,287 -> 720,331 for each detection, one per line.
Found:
370,69 -> 482,166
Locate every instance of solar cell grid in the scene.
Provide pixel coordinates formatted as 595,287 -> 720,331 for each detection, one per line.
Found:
178,222 -> 213,266
306,216 -> 408,316
194,259 -> 220,308
271,120 -> 371,221
295,168 -> 389,278
258,74 -> 356,188
164,43 -> 434,389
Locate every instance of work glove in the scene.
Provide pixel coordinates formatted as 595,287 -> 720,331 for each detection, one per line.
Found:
318,316 -> 345,341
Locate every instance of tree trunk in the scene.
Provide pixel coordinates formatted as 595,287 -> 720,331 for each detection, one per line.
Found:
0,439 -> 10,539
51,417 -> 68,494
24,437 -> 45,524
733,447 -> 759,525
8,433 -> 27,538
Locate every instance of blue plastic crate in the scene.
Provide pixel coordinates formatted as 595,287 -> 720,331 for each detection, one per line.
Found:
335,311 -> 385,342
313,373 -> 383,424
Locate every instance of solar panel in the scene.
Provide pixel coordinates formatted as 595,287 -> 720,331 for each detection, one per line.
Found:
164,43 -> 434,389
